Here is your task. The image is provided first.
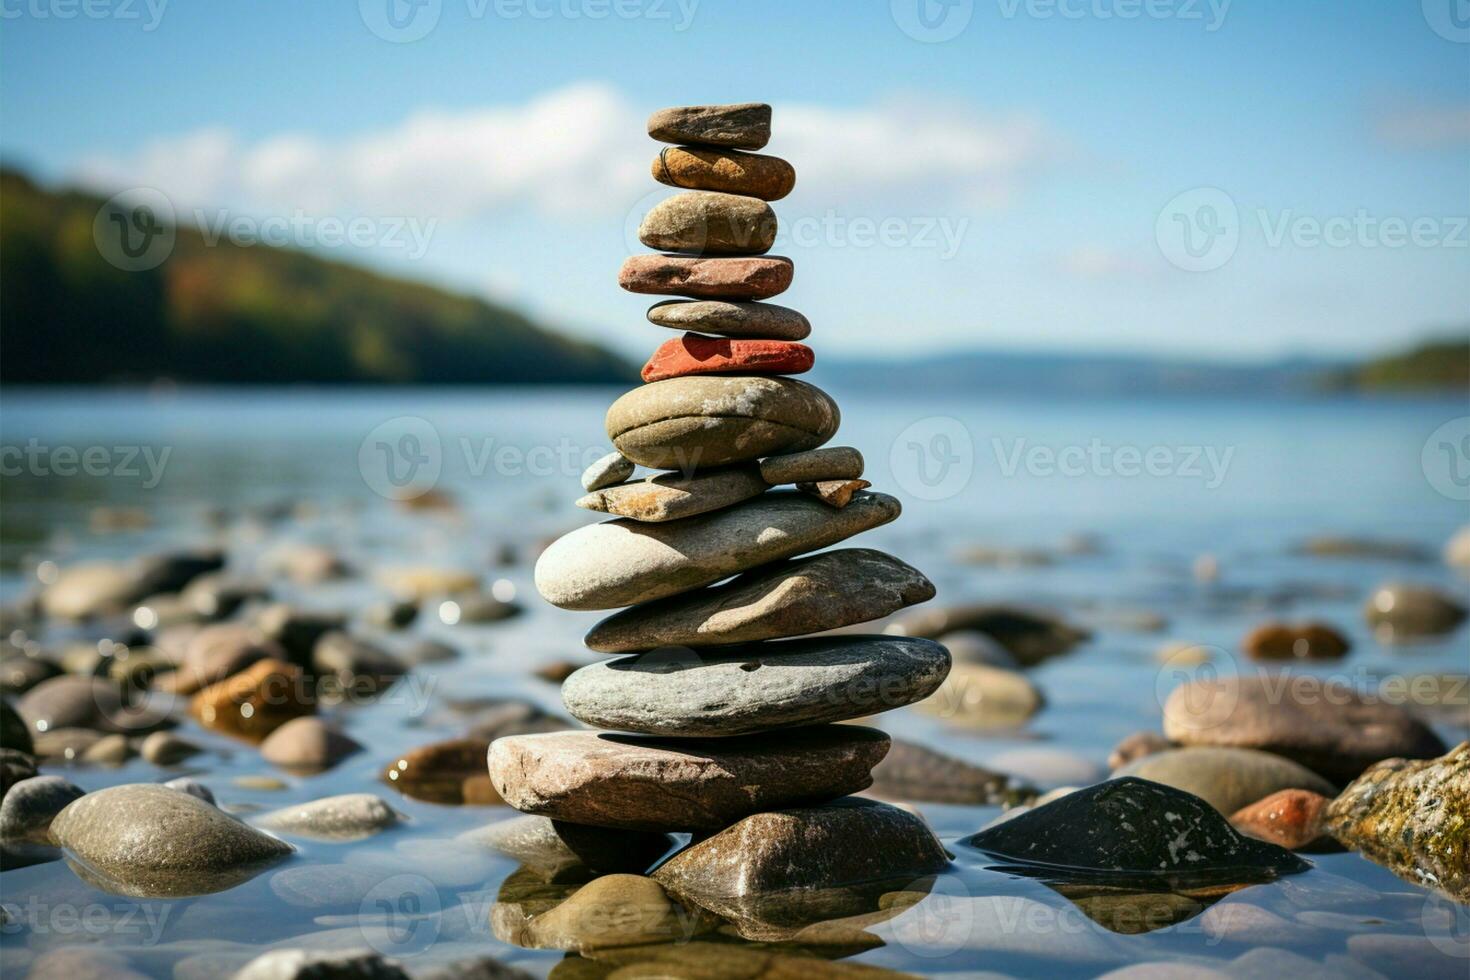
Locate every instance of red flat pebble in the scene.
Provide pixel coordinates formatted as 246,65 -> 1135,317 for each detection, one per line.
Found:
641,334 -> 814,383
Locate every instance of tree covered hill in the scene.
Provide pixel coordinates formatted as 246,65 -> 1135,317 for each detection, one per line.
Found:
0,169 -> 635,385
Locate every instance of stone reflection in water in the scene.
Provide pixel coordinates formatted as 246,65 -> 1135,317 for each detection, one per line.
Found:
1046,882 -> 1217,935
491,869 -> 714,953
549,940 -> 915,979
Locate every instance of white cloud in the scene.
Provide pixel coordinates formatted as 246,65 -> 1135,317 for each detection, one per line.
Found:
72,83 -> 1060,222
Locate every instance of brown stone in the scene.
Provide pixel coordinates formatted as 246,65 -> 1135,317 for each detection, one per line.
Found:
799,479 -> 870,508
382,737 -> 501,805
576,466 -> 768,523
652,799 -> 950,940
1107,730 -> 1173,770
160,623 -> 281,696
619,254 -> 793,301
653,145 -> 796,200
486,727 -> 889,831
189,658 -> 313,740
638,191 -> 777,256
1230,789 -> 1334,851
1162,674 -> 1446,783
1242,622 -> 1350,661
647,103 -> 771,150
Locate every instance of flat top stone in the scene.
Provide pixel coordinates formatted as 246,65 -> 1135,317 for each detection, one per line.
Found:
1163,674 -> 1446,783
641,334 -> 813,383
561,634 -> 951,737
487,726 -> 890,832
576,466 -> 768,523
646,299 -> 811,340
534,490 -> 900,610
648,103 -> 772,150
585,548 -> 935,652
963,777 -> 1308,886
619,254 -> 794,301
761,446 -> 865,485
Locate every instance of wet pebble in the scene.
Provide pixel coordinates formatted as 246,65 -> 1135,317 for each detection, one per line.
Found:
0,774 -> 84,839
256,793 -> 402,841
259,716 -> 362,770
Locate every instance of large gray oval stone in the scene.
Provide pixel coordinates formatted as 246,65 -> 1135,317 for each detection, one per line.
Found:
534,491 -> 901,611
585,548 -> 933,652
606,376 -> 838,470
562,635 -> 950,736
646,299 -> 810,340
487,726 -> 889,831
50,783 -> 292,896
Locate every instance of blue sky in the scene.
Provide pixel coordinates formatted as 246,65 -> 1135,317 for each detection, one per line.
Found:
3,0 -> 1467,361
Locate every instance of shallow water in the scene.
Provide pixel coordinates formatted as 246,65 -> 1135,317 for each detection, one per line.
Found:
1,386 -> 1467,977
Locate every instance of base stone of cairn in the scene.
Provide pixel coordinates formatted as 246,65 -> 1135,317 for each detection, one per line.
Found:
488,101 -> 952,937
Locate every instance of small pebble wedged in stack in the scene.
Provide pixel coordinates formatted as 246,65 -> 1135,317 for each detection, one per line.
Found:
488,102 -> 952,928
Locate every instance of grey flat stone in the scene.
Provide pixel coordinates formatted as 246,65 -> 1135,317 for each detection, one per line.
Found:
534,490 -> 901,611
760,446 -> 864,485
646,300 -> 810,340
606,375 -> 838,470
580,451 -> 634,492
257,793 -> 402,841
576,466 -> 768,523
585,548 -> 934,652
562,635 -> 950,737
50,783 -> 291,896
487,726 -> 889,831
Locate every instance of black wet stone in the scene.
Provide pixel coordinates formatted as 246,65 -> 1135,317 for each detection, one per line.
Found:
961,777 -> 1308,884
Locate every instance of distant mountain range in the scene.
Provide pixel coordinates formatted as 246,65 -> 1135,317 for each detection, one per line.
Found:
2,168 -> 1462,393
0,169 -> 635,385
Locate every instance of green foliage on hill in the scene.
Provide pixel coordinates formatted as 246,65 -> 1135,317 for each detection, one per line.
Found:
1321,336 -> 1469,392
0,169 -> 635,384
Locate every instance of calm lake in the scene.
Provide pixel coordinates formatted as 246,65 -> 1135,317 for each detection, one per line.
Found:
1,386 -> 1467,978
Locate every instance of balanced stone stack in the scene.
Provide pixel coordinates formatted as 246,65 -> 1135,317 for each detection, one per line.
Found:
489,103 -> 951,921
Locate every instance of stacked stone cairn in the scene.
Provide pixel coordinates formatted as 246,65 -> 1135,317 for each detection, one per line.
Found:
488,103 -> 953,935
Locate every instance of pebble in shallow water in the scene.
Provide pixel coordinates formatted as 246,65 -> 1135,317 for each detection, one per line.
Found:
256,793 -> 402,841
49,783 -> 292,897
0,774 -> 84,839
